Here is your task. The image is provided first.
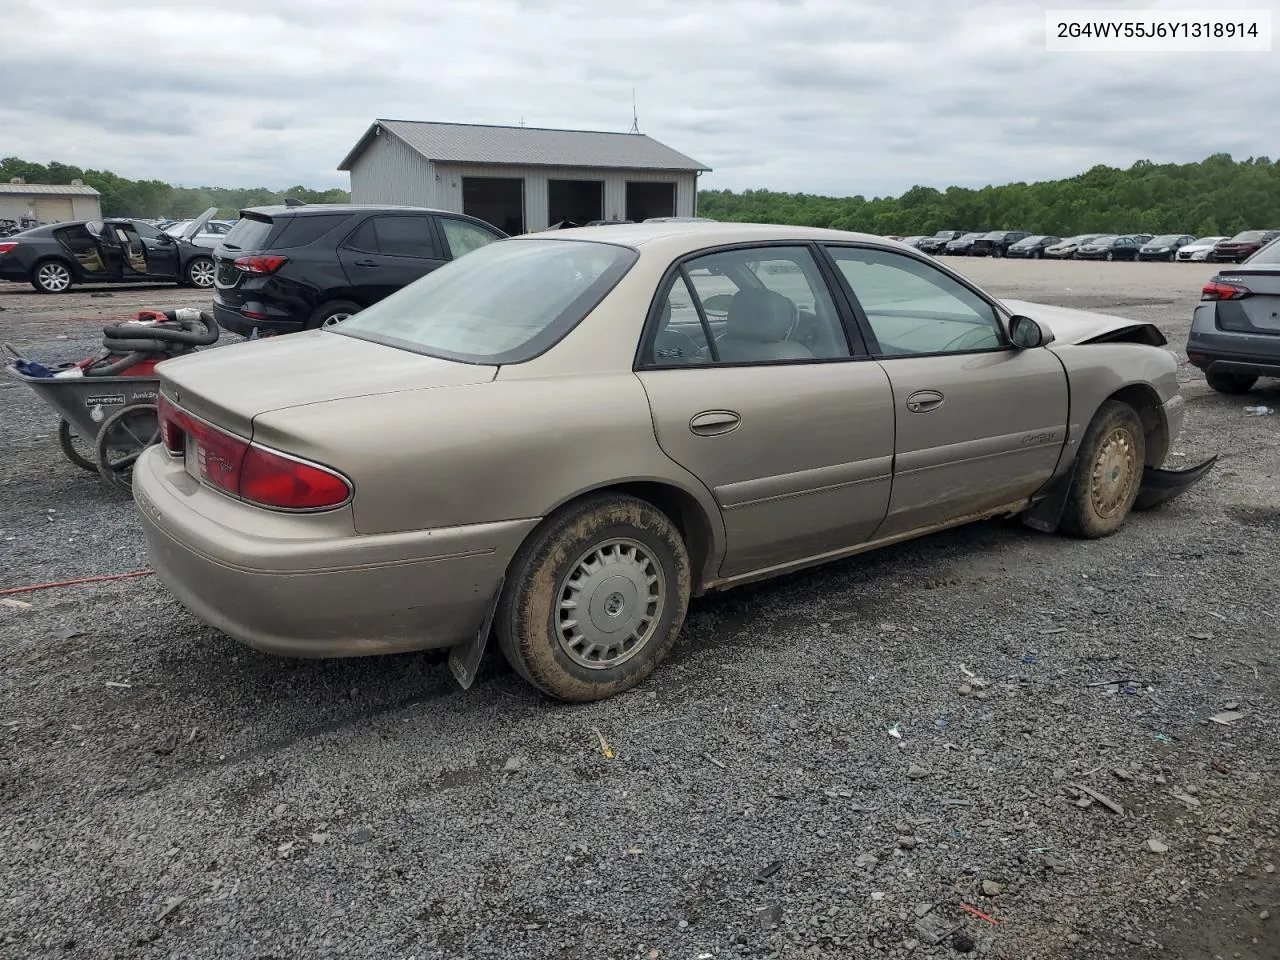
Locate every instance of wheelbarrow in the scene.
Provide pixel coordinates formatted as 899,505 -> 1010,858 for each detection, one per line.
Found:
4,309 -> 219,493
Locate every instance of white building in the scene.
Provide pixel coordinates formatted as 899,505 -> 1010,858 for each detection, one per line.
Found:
338,120 -> 711,234
0,180 -> 102,224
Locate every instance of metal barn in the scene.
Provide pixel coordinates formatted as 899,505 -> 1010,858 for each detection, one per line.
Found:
0,180 -> 102,225
338,120 -> 710,234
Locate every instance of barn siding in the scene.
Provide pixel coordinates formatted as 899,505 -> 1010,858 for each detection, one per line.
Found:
348,133 -> 437,206
430,164 -> 696,231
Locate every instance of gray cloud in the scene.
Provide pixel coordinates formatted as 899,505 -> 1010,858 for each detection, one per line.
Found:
3,0 -> 1277,195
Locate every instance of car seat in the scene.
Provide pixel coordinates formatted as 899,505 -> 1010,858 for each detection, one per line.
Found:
716,289 -> 813,362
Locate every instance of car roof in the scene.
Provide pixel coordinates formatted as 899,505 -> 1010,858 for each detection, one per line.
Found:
242,203 -> 454,218
508,221 -> 896,256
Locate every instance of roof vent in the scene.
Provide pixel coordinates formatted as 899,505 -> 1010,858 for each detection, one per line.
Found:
9,177 -> 24,184
71,178 -> 83,186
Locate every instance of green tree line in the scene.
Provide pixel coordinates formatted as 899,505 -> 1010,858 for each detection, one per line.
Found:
0,157 -> 349,220
698,154 -> 1280,237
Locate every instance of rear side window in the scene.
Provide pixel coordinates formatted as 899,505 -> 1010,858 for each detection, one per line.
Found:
342,215 -> 439,259
272,213 -> 354,248
1248,238 -> 1280,264
222,216 -> 275,250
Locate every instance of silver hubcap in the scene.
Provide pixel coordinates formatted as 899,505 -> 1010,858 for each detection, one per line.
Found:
556,538 -> 665,669
321,312 -> 352,328
38,263 -> 70,291
190,260 -> 214,287
1091,427 -> 1138,519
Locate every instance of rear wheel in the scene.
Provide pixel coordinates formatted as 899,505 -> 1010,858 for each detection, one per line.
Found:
496,494 -> 691,702
1206,371 -> 1257,394
1060,400 -> 1145,539
185,256 -> 215,288
32,259 -> 73,294
1104,251 -> 1115,262
95,403 -> 160,493
58,419 -> 98,472
1032,249 -> 1042,259
308,300 -> 361,330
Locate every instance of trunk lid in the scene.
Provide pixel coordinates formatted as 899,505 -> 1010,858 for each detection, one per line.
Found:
156,331 -> 497,435
1213,267 -> 1280,335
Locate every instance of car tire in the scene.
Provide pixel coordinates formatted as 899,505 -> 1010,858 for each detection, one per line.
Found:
184,256 -> 215,289
31,259 -> 73,294
1031,250 -> 1042,259
1104,252 -> 1115,262
1205,371 -> 1258,394
307,300 -> 362,330
495,493 -> 692,702
1059,400 -> 1146,539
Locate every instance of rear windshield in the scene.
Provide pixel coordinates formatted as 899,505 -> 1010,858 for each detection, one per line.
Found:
221,215 -> 274,250
1247,237 -> 1280,264
334,238 -> 638,364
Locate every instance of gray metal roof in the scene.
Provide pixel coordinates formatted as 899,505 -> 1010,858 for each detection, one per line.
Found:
339,120 -> 710,173
0,182 -> 100,196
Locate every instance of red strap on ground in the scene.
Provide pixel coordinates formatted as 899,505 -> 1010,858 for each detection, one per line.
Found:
0,569 -> 155,597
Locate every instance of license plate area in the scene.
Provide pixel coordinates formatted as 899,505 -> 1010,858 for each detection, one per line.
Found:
184,433 -> 202,481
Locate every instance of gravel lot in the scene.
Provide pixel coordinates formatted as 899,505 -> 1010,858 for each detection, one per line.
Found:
1,263 -> 1277,960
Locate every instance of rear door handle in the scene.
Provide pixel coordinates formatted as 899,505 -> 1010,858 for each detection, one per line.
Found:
689,410 -> 741,436
905,390 -> 945,413
352,259 -> 378,267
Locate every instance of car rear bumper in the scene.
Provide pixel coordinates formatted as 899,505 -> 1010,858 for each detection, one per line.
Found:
1186,307 -> 1280,377
132,446 -> 538,658
211,299 -> 305,338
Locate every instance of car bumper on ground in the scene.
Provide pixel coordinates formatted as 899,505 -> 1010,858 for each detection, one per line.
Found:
132,446 -> 538,658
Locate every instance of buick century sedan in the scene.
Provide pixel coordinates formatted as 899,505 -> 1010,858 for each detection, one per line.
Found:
134,224 -> 1212,701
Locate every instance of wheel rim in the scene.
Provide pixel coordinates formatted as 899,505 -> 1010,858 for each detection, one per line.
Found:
556,538 -> 665,669
98,407 -> 160,488
321,311 -> 353,328
38,262 -> 71,291
189,259 -> 214,287
1090,426 -> 1139,519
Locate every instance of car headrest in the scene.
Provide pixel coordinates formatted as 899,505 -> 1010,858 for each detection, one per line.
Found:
726,288 -> 796,342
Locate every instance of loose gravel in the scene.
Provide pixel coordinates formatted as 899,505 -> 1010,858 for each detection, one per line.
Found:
1,265 -> 1277,960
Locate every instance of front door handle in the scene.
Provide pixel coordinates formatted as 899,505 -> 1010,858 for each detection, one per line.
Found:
352,259 -> 378,267
905,390 -> 945,413
689,410 -> 741,436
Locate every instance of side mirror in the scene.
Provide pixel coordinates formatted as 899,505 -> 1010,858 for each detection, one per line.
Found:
1009,314 -> 1054,349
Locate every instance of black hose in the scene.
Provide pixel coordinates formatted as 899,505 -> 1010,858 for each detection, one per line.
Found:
102,314 -> 219,347
100,337 -> 198,354
83,352 -> 153,377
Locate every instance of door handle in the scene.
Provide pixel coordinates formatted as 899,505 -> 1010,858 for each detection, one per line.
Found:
905,390 -> 945,413
689,410 -> 741,436
352,259 -> 378,267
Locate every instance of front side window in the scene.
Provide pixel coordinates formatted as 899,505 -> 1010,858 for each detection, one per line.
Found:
335,238 -> 636,364
644,245 -> 850,367
826,246 -> 1003,356
440,218 -> 501,259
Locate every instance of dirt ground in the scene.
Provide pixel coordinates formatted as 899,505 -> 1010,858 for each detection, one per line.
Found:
1,262 -> 1277,960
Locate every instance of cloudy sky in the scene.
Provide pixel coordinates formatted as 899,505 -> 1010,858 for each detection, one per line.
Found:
3,0 -> 1276,197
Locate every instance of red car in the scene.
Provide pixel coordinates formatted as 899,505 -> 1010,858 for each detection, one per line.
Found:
1210,229 -> 1280,263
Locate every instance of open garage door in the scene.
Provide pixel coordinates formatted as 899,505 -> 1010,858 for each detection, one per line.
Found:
462,177 -> 525,235
626,181 -> 676,222
548,179 -> 603,228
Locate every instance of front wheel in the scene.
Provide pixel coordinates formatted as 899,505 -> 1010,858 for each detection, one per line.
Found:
1206,371 -> 1257,394
308,300 -> 362,330
32,259 -> 73,294
496,494 -> 691,702
1104,251 -> 1115,262
185,256 -> 215,288
1059,400 -> 1146,539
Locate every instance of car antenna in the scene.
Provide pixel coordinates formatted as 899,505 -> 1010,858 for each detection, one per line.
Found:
283,197 -> 307,207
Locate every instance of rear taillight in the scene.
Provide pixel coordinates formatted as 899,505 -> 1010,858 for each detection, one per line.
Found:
233,255 -> 287,275
157,395 -> 349,510
1201,280 -> 1252,301
0,242 -> 17,255
239,447 -> 351,510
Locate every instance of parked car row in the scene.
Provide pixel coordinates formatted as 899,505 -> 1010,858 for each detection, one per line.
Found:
894,229 -> 1280,263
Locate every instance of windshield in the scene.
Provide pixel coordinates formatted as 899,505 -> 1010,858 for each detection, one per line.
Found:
1192,237 -> 1222,245
1231,231 -> 1265,242
1014,236 -> 1044,244
934,231 -> 955,238
958,233 -> 984,240
334,238 -> 637,364
1148,235 -> 1179,244
1089,235 -> 1117,245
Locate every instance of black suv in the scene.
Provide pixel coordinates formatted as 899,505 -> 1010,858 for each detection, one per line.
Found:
916,230 -> 968,255
211,205 -> 506,336
970,230 -> 1031,258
